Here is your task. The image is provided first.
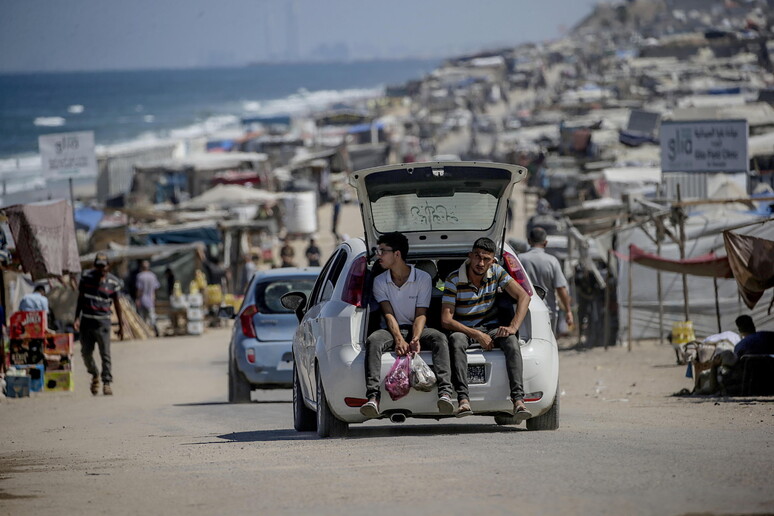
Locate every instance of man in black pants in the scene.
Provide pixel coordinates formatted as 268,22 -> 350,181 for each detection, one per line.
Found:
441,237 -> 531,419
75,253 -> 125,396
360,232 -> 454,418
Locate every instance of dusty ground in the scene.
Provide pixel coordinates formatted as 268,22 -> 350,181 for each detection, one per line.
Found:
2,329 -> 772,516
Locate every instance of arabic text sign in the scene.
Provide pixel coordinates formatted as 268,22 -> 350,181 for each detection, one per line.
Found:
38,131 -> 98,178
660,119 -> 748,173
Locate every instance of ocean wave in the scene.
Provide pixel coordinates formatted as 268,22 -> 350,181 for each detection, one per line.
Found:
252,86 -> 384,117
33,116 -> 66,127
67,104 -> 85,114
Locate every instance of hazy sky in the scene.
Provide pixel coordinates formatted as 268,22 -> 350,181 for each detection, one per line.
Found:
1,0 -> 600,72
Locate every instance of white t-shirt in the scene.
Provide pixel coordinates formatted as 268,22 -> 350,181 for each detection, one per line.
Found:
372,265 -> 432,326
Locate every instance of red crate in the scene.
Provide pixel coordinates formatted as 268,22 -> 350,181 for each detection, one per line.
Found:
44,334 -> 74,355
9,311 -> 47,339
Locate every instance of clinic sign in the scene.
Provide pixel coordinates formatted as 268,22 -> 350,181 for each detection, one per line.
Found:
660,119 -> 748,173
38,131 -> 98,178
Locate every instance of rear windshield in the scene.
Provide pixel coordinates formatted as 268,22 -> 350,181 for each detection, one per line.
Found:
364,165 -> 510,233
255,278 -> 316,314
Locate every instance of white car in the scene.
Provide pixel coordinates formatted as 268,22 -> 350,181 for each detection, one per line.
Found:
283,161 -> 559,437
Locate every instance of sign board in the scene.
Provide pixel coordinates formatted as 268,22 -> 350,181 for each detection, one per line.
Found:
38,131 -> 98,178
660,119 -> 748,173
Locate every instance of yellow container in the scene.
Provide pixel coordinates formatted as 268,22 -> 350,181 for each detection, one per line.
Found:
205,284 -> 223,306
671,321 -> 695,345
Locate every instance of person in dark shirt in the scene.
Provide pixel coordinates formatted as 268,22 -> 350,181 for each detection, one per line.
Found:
734,315 -> 774,358
305,238 -> 321,267
75,252 -> 125,396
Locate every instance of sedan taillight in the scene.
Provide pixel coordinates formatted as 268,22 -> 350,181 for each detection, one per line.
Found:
240,305 -> 259,338
342,256 -> 367,307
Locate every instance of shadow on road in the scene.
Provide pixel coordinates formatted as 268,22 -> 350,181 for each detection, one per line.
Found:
173,400 -> 291,407
178,423 -> 525,445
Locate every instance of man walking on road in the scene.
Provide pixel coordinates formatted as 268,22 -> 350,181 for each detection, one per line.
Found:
135,260 -> 160,337
360,232 -> 455,418
75,252 -> 125,396
518,227 -> 573,332
441,237 -> 531,419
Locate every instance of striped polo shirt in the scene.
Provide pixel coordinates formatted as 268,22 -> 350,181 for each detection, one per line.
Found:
78,269 -> 123,322
442,261 -> 513,327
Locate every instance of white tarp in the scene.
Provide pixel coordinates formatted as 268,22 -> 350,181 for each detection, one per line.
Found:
182,184 -> 277,209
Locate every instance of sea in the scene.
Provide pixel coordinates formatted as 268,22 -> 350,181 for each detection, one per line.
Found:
0,59 -> 439,163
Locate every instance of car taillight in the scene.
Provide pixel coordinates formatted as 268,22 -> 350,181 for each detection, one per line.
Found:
503,251 -> 533,296
246,348 -> 256,364
342,255 -> 367,307
240,304 -> 258,338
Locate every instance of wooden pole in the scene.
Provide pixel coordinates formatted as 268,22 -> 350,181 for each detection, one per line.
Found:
656,186 -> 665,346
676,184 -> 690,321
712,277 -> 723,333
603,247 -> 611,351
627,244 -> 633,352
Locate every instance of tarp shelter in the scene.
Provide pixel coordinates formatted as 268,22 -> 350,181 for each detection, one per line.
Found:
130,222 -> 221,247
629,245 -> 733,278
1,200 -> 81,280
74,207 -> 104,234
181,184 -> 278,210
723,217 -> 774,310
617,206 -> 774,340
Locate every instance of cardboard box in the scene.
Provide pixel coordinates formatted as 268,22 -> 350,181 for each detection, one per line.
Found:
44,371 -> 74,392
9,339 -> 44,366
9,311 -> 47,339
6,375 -> 31,398
16,364 -> 45,392
44,333 -> 74,355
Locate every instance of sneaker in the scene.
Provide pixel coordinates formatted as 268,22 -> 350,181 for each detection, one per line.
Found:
437,394 -> 455,414
359,398 -> 379,418
90,377 -> 99,396
103,383 -> 113,396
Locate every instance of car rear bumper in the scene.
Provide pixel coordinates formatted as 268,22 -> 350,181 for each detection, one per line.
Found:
319,337 -> 558,423
235,339 -> 294,387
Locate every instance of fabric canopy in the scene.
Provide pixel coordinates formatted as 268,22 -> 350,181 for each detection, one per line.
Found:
2,199 -> 81,280
723,218 -> 774,309
629,244 -> 733,278
182,184 -> 277,210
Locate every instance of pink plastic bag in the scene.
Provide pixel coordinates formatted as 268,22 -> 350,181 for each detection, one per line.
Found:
384,355 -> 411,401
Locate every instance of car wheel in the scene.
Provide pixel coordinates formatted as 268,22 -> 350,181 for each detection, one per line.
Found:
228,356 -> 252,403
293,361 -> 317,432
316,367 -> 348,438
526,386 -> 560,431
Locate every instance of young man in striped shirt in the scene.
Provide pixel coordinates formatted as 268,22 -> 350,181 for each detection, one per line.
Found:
441,237 -> 531,418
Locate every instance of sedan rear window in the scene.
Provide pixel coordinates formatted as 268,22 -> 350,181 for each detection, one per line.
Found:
256,278 -> 316,314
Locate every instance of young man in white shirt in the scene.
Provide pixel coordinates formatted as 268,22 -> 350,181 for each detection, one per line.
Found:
360,232 -> 454,418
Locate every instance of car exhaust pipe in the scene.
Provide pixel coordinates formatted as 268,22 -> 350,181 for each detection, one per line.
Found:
389,413 -> 406,424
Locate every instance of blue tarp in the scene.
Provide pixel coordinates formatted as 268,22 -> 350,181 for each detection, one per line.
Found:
74,207 -> 104,234
347,122 -> 385,134
130,225 -> 221,246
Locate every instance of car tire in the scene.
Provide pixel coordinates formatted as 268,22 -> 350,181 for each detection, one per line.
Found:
228,356 -> 252,403
526,386 -> 560,431
316,368 -> 348,438
293,361 -> 317,432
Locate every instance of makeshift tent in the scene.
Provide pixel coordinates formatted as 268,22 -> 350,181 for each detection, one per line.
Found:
723,217 -> 774,310
130,222 -> 221,247
617,206 -> 774,340
181,184 -> 277,210
1,200 -> 81,280
628,245 -> 733,278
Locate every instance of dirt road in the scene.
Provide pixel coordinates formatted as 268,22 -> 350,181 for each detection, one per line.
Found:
1,328 -> 772,516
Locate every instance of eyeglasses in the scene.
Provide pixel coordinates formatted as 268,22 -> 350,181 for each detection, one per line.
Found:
375,247 -> 394,256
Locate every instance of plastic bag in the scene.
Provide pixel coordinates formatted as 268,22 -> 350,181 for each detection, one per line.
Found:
384,355 -> 411,401
410,353 -> 437,392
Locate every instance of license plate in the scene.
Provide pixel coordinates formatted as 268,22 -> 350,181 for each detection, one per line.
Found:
468,364 -> 486,384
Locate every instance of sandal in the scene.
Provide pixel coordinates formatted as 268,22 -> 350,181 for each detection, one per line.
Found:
456,399 -> 473,417
513,402 -> 532,422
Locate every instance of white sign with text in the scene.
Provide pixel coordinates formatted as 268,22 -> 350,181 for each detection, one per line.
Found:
660,119 -> 748,173
38,131 -> 98,178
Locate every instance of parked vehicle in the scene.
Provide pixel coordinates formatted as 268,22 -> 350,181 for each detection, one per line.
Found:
228,267 -> 320,402
283,162 -> 559,437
